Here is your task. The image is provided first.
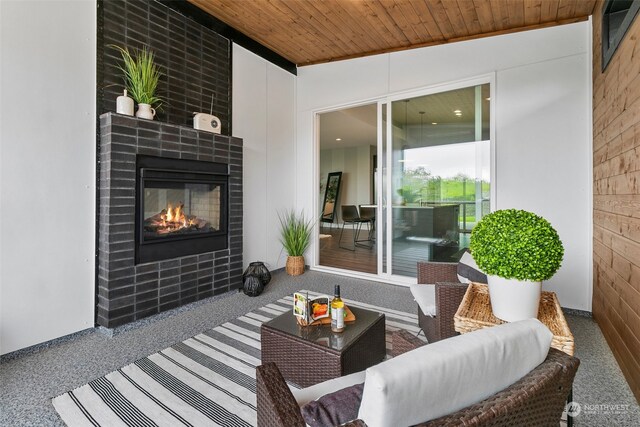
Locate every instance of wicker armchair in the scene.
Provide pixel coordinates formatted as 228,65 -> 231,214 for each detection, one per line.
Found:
416,261 -> 469,343
256,330 -> 580,427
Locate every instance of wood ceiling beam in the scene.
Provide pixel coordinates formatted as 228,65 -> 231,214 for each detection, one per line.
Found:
187,0 -> 597,67
540,0 -> 561,21
299,15 -> 589,67
442,0 -> 472,36
263,0 -> 343,64
523,0 -> 543,25
363,1 -> 416,46
457,0 -> 483,35
380,1 -> 427,45
473,0 -> 498,33
507,0 -> 526,28
425,0 -> 459,39
179,0 -> 296,73
408,0 -> 447,42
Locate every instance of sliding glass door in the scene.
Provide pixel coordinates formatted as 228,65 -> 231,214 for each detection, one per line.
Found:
313,78 -> 493,283
317,103 -> 378,274
381,82 -> 492,279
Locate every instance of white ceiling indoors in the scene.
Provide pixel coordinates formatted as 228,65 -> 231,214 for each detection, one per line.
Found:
319,85 -> 490,151
319,103 -> 378,150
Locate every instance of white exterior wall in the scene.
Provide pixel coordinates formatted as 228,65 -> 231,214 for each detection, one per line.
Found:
0,0 -> 97,354
233,45 -> 296,271
297,22 -> 593,311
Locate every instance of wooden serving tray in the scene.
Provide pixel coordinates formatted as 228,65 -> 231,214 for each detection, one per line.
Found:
297,306 -> 356,326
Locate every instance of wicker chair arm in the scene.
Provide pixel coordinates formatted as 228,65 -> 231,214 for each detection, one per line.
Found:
417,261 -> 459,284
434,282 -> 469,341
256,362 -> 305,427
392,329 -> 427,357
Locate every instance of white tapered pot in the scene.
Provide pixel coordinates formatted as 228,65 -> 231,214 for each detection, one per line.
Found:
136,103 -> 156,120
487,275 -> 542,322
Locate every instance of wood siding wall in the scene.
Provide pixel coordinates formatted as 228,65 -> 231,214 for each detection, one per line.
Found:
592,1 -> 640,403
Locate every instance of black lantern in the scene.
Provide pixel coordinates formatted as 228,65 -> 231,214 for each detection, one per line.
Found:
243,274 -> 264,297
242,261 -> 271,287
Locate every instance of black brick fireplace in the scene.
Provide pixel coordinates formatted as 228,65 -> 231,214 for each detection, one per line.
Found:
98,112 -> 243,328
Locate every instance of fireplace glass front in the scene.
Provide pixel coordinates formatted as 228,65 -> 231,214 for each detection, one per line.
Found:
136,155 -> 228,264
143,182 -> 222,240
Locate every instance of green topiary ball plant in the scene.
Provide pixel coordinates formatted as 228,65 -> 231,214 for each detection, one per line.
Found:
469,209 -> 564,282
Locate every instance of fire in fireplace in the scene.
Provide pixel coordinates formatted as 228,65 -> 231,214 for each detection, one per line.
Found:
144,202 -> 213,236
136,155 -> 228,263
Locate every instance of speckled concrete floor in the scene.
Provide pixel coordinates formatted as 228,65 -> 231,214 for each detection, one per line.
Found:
1,270 -> 638,426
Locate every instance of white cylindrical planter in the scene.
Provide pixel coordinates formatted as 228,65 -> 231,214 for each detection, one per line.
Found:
136,103 -> 156,120
487,275 -> 542,322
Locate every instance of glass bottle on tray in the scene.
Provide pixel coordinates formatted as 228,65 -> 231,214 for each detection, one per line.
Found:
331,285 -> 345,333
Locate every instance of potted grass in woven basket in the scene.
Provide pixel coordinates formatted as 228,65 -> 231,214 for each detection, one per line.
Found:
278,210 -> 312,276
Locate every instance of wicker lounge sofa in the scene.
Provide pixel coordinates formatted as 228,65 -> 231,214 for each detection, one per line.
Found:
257,328 -> 579,427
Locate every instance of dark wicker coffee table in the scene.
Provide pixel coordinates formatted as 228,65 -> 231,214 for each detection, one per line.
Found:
261,306 -> 386,388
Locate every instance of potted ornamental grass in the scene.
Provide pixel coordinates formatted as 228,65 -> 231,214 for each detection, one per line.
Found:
470,209 -> 564,322
112,45 -> 163,120
278,210 -> 313,276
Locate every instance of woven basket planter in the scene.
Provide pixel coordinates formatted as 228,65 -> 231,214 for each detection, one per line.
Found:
286,256 -> 305,276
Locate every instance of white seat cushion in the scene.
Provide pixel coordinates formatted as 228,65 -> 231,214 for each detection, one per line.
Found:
409,283 -> 436,317
357,319 -> 553,427
290,370 -> 366,407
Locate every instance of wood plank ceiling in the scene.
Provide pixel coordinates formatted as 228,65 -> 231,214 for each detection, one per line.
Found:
188,0 -> 596,66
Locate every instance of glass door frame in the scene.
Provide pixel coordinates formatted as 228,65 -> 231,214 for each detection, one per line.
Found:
311,98 -> 385,281
311,73 -> 496,286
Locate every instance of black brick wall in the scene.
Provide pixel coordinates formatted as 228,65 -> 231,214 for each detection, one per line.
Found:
101,0 -> 231,132
98,113 -> 243,328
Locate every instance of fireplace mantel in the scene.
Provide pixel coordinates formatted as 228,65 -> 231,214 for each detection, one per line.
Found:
97,113 -> 243,328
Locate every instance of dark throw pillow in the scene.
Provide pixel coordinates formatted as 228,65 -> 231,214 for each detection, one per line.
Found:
301,383 -> 364,427
457,249 -> 488,284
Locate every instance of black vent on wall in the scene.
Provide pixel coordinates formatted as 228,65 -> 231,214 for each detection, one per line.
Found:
100,0 -> 231,132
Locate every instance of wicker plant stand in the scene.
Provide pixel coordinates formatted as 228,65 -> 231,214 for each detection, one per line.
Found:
261,306 -> 385,388
454,282 -> 575,356
453,283 -> 577,427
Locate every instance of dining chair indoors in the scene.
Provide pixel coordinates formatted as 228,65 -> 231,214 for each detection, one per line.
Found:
359,205 -> 376,241
339,205 -> 373,250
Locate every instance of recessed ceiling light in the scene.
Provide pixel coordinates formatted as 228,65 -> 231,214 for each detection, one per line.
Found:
455,112 -> 462,116
336,138 -> 342,141
431,122 -> 437,125
453,109 -> 461,113
485,97 -> 491,101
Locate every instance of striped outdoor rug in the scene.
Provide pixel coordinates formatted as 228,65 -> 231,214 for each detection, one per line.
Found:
52,290 -> 421,426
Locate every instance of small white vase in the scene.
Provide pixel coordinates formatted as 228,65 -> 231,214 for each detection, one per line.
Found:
136,103 -> 156,120
116,90 -> 134,116
487,275 -> 542,322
